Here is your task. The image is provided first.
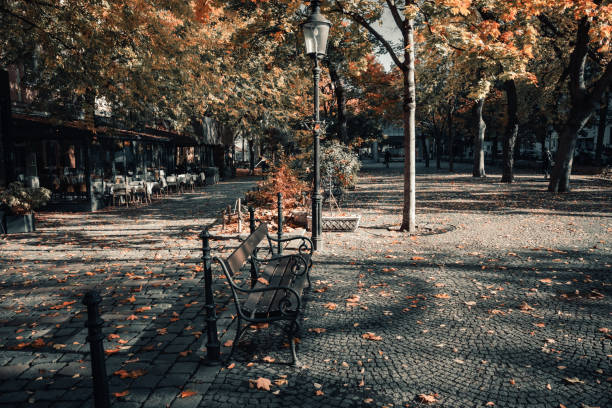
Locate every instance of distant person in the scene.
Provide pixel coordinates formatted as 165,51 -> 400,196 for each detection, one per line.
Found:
543,149 -> 553,179
384,150 -> 391,168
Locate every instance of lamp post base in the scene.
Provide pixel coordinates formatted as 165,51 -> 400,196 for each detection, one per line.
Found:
312,192 -> 322,251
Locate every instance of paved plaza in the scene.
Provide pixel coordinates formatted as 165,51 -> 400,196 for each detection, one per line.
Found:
0,164 -> 610,407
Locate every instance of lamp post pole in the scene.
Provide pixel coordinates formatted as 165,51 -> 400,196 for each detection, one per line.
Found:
312,56 -> 322,251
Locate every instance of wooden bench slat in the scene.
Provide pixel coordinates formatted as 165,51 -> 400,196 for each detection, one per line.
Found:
258,257 -> 292,317
242,256 -> 291,318
226,223 -> 268,275
269,259 -> 307,316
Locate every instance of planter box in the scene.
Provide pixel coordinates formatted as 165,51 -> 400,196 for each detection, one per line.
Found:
307,214 -> 361,232
5,214 -> 36,234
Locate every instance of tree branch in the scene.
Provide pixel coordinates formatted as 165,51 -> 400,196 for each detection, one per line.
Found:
0,5 -> 75,51
333,0 -> 406,71
385,0 -> 404,31
589,59 -> 612,104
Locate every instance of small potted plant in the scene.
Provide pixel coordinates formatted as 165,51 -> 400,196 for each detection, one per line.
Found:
307,142 -> 361,232
0,182 -> 51,234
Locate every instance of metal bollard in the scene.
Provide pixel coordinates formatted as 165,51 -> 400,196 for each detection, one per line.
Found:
249,206 -> 256,234
200,227 -> 221,365
248,206 -> 257,287
277,192 -> 283,255
82,291 -> 110,408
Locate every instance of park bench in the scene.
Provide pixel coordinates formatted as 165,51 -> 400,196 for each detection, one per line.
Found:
213,222 -> 313,365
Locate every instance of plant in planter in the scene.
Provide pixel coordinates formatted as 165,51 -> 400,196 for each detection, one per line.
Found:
0,182 -> 51,233
307,142 -> 361,232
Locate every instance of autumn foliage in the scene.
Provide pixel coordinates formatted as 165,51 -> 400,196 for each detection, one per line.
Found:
246,161 -> 308,210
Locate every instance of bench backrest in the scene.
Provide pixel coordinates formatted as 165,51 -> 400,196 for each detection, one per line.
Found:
225,222 -> 268,275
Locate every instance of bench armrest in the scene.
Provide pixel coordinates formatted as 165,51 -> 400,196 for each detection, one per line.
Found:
265,235 -> 313,258
213,256 -> 302,318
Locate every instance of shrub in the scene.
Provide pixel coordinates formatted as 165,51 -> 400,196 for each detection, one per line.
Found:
0,182 -> 51,215
321,142 -> 361,190
246,160 -> 308,210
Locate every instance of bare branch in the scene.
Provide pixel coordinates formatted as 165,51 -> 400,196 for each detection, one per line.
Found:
333,0 -> 406,71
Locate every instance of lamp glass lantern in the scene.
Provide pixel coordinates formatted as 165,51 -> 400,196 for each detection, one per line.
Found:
301,10 -> 331,57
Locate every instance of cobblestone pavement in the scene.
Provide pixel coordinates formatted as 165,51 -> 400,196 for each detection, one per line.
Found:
0,177 -> 258,408
203,162 -> 611,408
1,164 -> 611,408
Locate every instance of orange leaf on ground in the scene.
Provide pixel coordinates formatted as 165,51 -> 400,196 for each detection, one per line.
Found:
179,390 -> 197,398
113,390 -> 130,397
417,393 -> 438,404
223,339 -> 233,347
227,363 -> 235,369
257,277 -> 269,285
262,356 -> 275,363
411,256 -> 425,260
250,377 -> 272,391
434,293 -> 451,299
323,302 -> 338,310
309,328 -> 326,334
361,332 -> 382,341
31,338 -> 45,348
114,369 -> 147,379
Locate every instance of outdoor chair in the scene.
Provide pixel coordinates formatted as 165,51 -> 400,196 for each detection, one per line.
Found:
112,184 -> 130,207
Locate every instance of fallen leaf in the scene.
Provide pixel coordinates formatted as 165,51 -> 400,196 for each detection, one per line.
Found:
434,293 -> 450,299
417,393 -> 438,404
114,369 -> 147,379
262,356 -> 275,363
323,302 -> 338,310
315,390 -> 324,396
223,339 -> 234,347
227,363 -> 235,369
251,377 -> 271,391
361,332 -> 382,341
257,277 -> 269,285
518,302 -> 533,311
364,398 -> 374,403
179,390 -> 197,398
113,390 -> 130,398
563,377 -> 584,385
411,256 -> 425,261
309,328 -> 326,334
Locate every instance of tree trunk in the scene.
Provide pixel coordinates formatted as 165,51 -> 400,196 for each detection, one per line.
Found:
421,133 -> 429,168
435,125 -> 442,170
472,98 -> 486,177
0,70 -> 12,186
448,104 -> 454,172
549,17 -> 612,191
400,19 -> 416,232
549,108 -> 592,192
595,91 -> 609,165
328,64 -> 348,144
501,80 -> 518,183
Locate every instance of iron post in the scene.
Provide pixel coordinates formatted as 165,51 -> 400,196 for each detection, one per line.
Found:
200,227 -> 221,365
82,291 -> 110,408
312,57 -> 323,251
277,192 -> 283,255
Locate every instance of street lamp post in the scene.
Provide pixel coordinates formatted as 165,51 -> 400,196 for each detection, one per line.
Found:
301,0 -> 331,251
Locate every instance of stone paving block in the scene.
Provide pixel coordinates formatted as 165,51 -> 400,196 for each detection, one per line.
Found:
0,364 -> 29,379
142,386 -> 179,408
